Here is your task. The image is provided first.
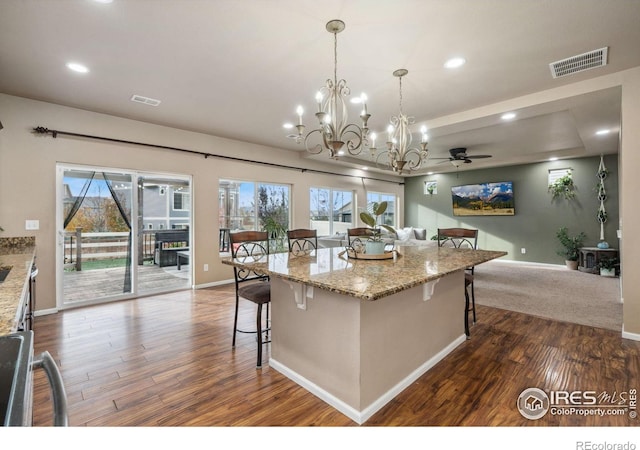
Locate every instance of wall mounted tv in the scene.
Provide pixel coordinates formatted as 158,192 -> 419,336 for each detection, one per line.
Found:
451,181 -> 515,216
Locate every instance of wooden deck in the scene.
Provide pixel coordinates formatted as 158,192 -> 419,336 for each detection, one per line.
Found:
63,263 -> 190,302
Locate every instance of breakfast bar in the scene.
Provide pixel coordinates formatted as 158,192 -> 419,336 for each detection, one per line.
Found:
222,245 -> 506,424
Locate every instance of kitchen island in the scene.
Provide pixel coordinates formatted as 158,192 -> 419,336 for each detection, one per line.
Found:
222,245 -> 506,424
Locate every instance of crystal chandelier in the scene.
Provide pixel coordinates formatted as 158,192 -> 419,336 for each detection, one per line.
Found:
288,20 -> 371,159
372,69 -> 428,174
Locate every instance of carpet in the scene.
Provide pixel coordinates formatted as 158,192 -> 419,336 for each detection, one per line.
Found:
472,259 -> 622,331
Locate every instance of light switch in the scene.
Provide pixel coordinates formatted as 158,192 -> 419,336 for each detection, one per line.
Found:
25,220 -> 39,230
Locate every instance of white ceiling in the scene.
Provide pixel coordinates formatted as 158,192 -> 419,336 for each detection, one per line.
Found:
1,0 -> 638,176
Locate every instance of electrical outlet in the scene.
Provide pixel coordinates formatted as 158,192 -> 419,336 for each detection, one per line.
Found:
204,264 -> 209,272
521,248 -> 526,254
25,220 -> 39,230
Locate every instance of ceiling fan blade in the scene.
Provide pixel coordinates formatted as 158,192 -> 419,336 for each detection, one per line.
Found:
466,154 -> 492,159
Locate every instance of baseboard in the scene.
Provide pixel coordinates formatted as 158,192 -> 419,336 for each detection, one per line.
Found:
33,308 -> 58,317
486,259 -> 565,269
194,279 -> 233,289
621,326 -> 640,341
270,333 -> 467,425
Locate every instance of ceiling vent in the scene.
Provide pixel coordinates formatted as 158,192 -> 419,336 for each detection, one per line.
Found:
549,47 -> 608,78
130,94 -> 161,106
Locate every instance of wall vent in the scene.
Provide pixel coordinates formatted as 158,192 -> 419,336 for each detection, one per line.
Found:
549,47 -> 608,78
130,94 -> 161,106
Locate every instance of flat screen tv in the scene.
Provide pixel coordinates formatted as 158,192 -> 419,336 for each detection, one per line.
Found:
451,181 -> 515,216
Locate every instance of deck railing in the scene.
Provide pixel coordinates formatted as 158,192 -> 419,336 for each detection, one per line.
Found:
64,229 -> 156,271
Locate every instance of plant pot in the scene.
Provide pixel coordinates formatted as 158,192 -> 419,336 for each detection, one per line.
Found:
365,241 -> 386,255
600,268 -> 615,277
565,260 -> 579,270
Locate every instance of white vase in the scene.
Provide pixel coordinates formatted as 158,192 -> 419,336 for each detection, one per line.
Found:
365,241 -> 386,255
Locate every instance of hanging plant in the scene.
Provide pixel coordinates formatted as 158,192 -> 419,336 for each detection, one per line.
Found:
597,208 -> 607,224
548,174 -> 576,200
597,168 -> 609,180
596,182 -> 607,201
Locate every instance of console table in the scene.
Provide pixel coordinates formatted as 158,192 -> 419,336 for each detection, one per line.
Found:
578,247 -> 618,274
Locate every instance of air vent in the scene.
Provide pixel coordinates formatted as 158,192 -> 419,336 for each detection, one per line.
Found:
549,47 -> 608,78
130,94 -> 161,106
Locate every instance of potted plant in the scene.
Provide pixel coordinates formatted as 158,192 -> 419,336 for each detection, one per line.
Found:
555,226 -> 586,270
359,201 -> 396,255
548,174 -> 576,200
597,257 -> 617,277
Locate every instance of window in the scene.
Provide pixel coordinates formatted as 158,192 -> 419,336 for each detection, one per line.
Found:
310,188 -> 353,236
548,168 -> 571,186
173,190 -> 190,211
219,179 -> 290,248
366,192 -> 397,227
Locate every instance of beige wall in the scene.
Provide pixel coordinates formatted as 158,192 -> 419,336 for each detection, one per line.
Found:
0,93 -> 403,311
620,68 -> 640,335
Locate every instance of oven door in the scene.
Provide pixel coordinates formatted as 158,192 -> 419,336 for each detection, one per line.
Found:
0,331 -> 68,426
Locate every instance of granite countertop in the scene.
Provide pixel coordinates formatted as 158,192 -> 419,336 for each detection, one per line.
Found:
0,237 -> 36,335
222,245 -> 507,301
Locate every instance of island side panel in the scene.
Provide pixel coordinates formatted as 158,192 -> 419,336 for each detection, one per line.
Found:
270,277 -> 363,409
359,270 -> 465,409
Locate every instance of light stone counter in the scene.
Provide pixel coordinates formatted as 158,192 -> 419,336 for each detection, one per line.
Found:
222,245 -> 506,301
0,237 -> 36,335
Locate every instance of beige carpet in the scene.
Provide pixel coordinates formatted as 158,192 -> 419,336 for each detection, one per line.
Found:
473,259 -> 622,331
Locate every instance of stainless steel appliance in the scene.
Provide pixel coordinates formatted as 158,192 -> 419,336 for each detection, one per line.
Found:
0,331 -> 67,426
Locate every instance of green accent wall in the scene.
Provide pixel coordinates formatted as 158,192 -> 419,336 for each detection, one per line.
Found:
404,154 -> 619,264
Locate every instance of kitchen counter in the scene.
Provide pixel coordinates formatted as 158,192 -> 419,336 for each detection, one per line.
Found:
222,244 -> 506,424
0,237 -> 36,335
222,245 -> 506,300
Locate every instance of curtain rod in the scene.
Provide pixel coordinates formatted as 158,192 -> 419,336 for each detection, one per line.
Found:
32,126 -> 404,185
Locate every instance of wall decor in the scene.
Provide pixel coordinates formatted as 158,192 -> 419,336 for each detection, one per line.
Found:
548,169 -> 576,200
424,181 -> 437,195
451,181 -> 515,216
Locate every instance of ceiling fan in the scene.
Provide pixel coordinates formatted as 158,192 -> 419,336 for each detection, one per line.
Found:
432,147 -> 493,166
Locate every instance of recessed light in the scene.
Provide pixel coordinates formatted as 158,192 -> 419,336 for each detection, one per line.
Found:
444,57 -> 466,69
361,167 -> 368,170
549,157 -> 558,161
427,172 -> 434,175
93,0 -> 114,4
283,123 -> 294,129
66,62 -> 89,73
596,129 -> 611,135
501,112 -> 516,120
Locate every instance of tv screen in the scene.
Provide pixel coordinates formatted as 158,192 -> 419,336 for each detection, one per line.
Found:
451,181 -> 515,216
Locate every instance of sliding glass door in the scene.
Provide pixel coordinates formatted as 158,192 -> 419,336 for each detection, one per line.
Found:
58,165 -> 191,307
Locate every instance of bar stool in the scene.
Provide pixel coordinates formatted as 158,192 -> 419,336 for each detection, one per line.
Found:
287,229 -> 318,255
437,228 -> 478,338
229,231 -> 271,369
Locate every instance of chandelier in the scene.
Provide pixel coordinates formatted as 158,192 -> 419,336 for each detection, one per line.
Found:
372,69 -> 428,174
288,19 -> 371,159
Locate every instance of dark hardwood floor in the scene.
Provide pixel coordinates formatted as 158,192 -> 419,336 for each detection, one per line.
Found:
32,284 -> 640,427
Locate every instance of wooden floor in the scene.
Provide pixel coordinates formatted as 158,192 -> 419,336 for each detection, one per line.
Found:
32,284 -> 640,427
